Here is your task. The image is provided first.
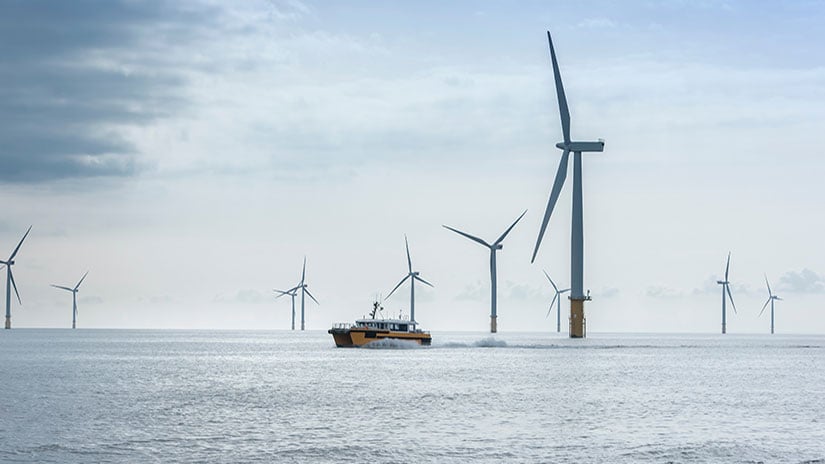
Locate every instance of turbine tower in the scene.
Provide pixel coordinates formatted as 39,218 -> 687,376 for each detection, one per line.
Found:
1,226 -> 32,329
444,210 -> 526,333
759,275 -> 782,334
51,271 -> 89,329
716,252 -> 737,334
531,30 -> 604,339
274,286 -> 300,330
297,257 -> 319,330
386,235 -> 434,322
543,270 -> 570,333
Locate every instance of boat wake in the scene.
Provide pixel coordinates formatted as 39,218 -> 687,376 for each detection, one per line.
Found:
362,339 -> 422,350
440,338 -> 509,348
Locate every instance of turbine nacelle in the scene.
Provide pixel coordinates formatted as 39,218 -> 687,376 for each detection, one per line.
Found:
555,140 -> 605,152
717,280 -> 728,285
494,244 -> 503,250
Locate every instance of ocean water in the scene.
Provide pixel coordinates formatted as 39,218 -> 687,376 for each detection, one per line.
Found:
1,330 -> 823,463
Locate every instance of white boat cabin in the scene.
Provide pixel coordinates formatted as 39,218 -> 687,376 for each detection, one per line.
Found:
354,318 -> 419,333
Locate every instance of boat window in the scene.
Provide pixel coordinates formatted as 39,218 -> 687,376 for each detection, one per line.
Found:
399,324 -> 408,331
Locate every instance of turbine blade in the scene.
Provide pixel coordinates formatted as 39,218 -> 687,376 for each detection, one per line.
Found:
725,252 -> 731,281
414,275 -> 434,288
547,31 -> 571,144
442,225 -> 490,248
51,285 -> 74,292
386,275 -> 411,299
301,257 -> 306,285
9,225 -> 32,261
304,287 -> 319,305
74,271 -> 89,291
531,149 -> 571,263
405,235 -> 412,273
561,288 -> 571,293
547,293 -> 558,318
765,274 -> 772,297
759,298 -> 770,317
542,270 -> 559,293
9,269 -> 21,305
726,284 -> 737,314
273,289 -> 290,298
494,210 -> 527,246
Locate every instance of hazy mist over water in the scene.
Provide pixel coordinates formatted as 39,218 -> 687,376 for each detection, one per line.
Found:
1,330 -> 823,463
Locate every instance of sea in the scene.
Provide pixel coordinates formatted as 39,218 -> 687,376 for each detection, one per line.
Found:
0,329 -> 823,463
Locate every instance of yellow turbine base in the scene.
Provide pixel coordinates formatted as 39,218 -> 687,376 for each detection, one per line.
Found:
570,299 -> 586,338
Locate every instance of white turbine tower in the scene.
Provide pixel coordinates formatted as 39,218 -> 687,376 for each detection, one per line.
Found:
386,235 -> 434,323
716,252 -> 737,334
759,275 -> 782,334
444,210 -> 526,333
51,272 -> 89,329
274,286 -> 300,330
531,30 -> 604,339
1,226 -> 32,330
297,257 -> 319,330
543,270 -> 570,333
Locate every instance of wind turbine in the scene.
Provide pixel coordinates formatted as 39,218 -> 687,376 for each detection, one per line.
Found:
531,30 -> 605,339
759,275 -> 782,334
297,257 -> 319,330
51,272 -> 89,329
444,210 -> 526,333
717,252 -> 737,334
543,270 -> 570,333
274,285 -> 300,330
386,235 -> 434,323
1,226 -> 32,329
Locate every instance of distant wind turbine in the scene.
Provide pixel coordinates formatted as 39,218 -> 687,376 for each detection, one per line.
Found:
543,270 -> 570,333
274,286 -> 300,330
386,235 -> 433,323
297,257 -> 319,330
717,252 -> 737,334
1,226 -> 32,329
444,210 -> 526,333
759,275 -> 782,334
531,30 -> 605,339
51,272 -> 89,329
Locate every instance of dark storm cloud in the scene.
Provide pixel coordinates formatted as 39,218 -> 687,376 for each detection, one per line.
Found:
0,0 -> 217,182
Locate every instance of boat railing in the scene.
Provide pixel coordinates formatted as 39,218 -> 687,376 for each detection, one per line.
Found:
331,322 -> 354,330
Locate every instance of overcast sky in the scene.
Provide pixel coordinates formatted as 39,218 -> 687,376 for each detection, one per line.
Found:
2,0 -> 824,333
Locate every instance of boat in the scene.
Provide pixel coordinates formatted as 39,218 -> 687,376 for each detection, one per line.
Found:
328,301 -> 432,347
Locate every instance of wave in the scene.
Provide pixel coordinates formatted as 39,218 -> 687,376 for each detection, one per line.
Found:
361,338 -> 422,350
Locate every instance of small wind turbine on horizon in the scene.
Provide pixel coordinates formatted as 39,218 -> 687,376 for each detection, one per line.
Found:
531,30 -> 605,339
1,226 -> 32,330
760,275 -> 782,334
717,252 -> 737,334
543,270 -> 570,333
297,257 -> 319,330
273,285 -> 300,330
51,272 -> 89,329
444,210 -> 526,333
386,235 -> 433,323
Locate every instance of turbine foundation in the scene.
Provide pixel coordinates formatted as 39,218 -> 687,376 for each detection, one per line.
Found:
569,299 -> 586,338
490,315 -> 497,333
4,316 -> 10,329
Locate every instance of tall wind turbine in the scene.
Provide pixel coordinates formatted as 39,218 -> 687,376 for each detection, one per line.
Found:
1,226 -> 32,329
531,30 -> 605,339
543,270 -> 570,333
274,286 -> 300,330
759,275 -> 782,334
386,235 -> 434,322
444,210 -> 526,333
717,252 -> 737,334
51,272 -> 89,329
297,257 -> 319,330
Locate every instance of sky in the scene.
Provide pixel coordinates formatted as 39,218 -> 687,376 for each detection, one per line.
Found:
1,0 -> 824,333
